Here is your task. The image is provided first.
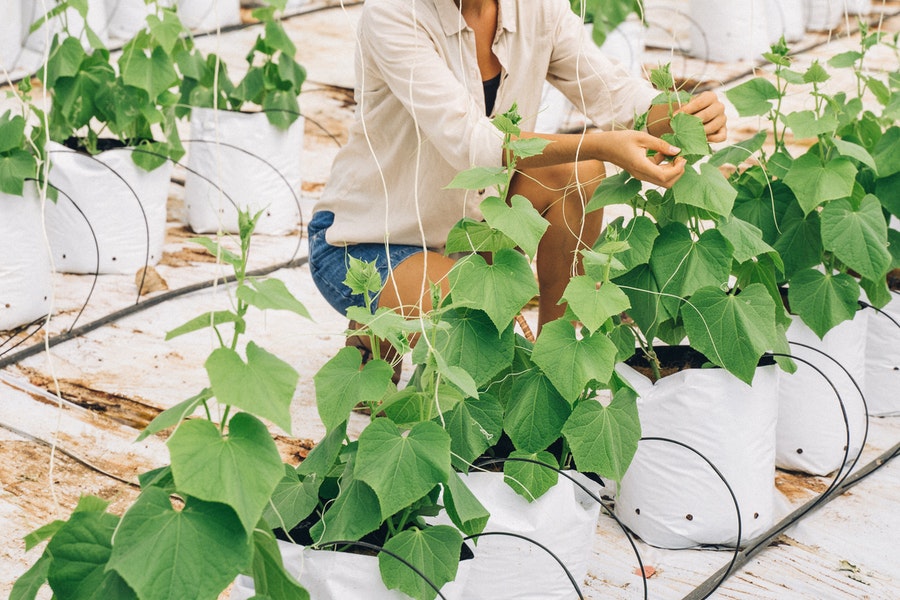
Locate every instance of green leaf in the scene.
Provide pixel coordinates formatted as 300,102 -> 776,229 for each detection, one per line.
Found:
787,270 -> 860,339
206,343 -> 299,433
562,387 -> 641,481
247,529 -> 310,599
861,276 -> 892,310
508,137 -> 552,159
448,250 -> 539,331
821,195 -> 891,281
277,52 -> 306,92
432,350 -> 480,399
314,346 -> 395,431
136,388 -> 211,441
444,166 -> 507,190
671,163 -> 737,216
773,201 -> 823,278
297,421 -> 347,478
614,263 -> 665,337
45,511 -> 135,600
354,419 -> 451,519
591,216 -> 658,278
783,153 -> 857,214
379,526 -> 462,600
833,138 -> 878,173
310,479 -> 382,544
119,45 -> 178,100
168,413 -> 284,534
709,131 -> 767,167
444,393 -> 504,471
681,285 -> 777,384
803,61 -> 830,84
784,110 -> 838,139
560,277 -> 630,334
165,310 -> 242,341
0,149 -> 37,196
503,450 -> 559,501
890,228 -> 900,269
189,236 -> 242,267
725,78 -> 780,117
108,489 -> 252,600
445,218 -> 517,254
828,51 -> 862,68
650,224 -> 732,317
665,111 -> 710,158
532,320 -> 618,402
585,171 -> 642,213
147,11 -> 185,55
263,465 -> 319,532
431,308 -> 514,387
382,386 -> 462,428
45,37 -> 86,88
262,89 -> 301,130
503,368 -> 572,453
263,20 -> 297,56
443,472 -> 489,536
480,194 -> 549,259
0,112 -> 26,153
716,214 -> 782,269
872,126 -> 900,178
237,278 -> 311,319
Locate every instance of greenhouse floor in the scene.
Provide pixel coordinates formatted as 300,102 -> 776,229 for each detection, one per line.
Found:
2,1 -> 900,598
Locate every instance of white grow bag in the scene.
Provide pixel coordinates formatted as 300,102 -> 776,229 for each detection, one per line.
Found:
230,539 -> 471,600
1,1 -> 24,74
767,0 -> 806,43
614,359 -> 779,549
0,184 -> 52,332
429,470 -> 602,600
44,142 -> 172,275
176,0 -> 241,32
689,0 -> 769,63
805,0 -> 843,31
23,0 -> 110,53
184,107 -> 304,235
864,292 -> 900,416
843,0 -> 871,16
105,0 -> 168,41
777,312 -> 869,476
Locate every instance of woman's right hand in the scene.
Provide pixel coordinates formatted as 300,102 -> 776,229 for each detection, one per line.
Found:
594,130 -> 687,188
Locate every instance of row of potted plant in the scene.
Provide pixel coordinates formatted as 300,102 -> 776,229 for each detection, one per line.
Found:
11,21 -> 899,600
0,0 -> 306,331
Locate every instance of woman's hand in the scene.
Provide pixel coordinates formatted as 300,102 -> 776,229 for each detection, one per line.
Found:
596,130 -> 687,188
677,91 -> 728,142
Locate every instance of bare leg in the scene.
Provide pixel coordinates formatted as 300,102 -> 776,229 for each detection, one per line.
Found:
509,160 -> 606,330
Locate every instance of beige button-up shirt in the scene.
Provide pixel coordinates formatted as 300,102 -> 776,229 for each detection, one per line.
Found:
316,0 -> 658,248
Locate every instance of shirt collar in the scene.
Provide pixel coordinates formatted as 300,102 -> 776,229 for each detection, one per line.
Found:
436,0 -> 518,36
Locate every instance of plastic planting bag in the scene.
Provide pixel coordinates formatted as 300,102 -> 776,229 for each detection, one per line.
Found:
230,540 -> 471,600
184,108 -> 304,235
1,0 -> 24,73
777,312 -> 869,476
24,0 -> 110,53
44,142 -> 172,275
615,360 -> 779,549
430,471 -> 602,600
766,0 -> 806,43
176,0 -> 240,32
105,0 -> 163,41
864,293 -> 900,416
0,184 -> 52,331
689,0 -> 769,63
805,0 -> 843,31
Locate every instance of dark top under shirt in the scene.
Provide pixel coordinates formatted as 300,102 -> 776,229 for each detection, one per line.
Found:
483,73 -> 501,116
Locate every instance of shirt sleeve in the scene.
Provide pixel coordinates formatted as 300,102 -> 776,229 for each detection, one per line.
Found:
544,2 -> 659,131
357,1 -> 504,172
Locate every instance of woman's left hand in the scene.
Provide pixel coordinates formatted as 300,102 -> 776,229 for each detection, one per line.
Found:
678,91 -> 728,143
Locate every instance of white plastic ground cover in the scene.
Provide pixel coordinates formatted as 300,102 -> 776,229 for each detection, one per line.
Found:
805,0 -> 843,31
614,362 -> 779,549
689,0 -> 769,63
428,470 -> 602,600
767,0 -> 806,43
864,292 -> 900,416
229,540 -> 471,600
776,312 -> 869,476
0,184 -> 52,332
44,141 -> 173,275
184,107 -> 304,235
176,0 -> 241,32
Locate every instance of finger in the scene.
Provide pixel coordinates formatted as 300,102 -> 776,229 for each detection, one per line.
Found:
702,113 -> 727,135
708,125 -> 728,143
677,91 -> 717,116
642,134 -> 682,157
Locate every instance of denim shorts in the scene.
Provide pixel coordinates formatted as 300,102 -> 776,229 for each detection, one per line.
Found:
307,211 -> 426,316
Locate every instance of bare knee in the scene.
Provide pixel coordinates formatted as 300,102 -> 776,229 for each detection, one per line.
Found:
377,251 -> 455,317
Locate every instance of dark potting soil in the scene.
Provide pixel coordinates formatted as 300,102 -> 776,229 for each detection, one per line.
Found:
62,137 -> 150,153
625,345 -> 776,383
888,269 -> 900,292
